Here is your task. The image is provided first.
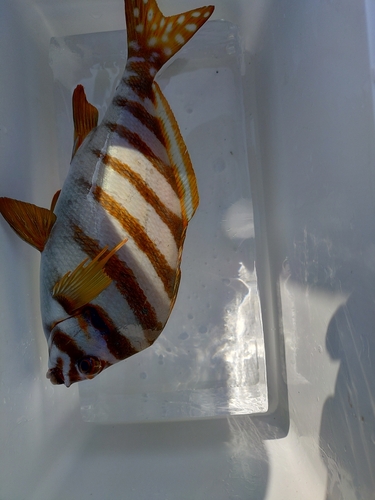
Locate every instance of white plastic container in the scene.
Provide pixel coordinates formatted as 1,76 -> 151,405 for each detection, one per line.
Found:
1,0 -> 374,498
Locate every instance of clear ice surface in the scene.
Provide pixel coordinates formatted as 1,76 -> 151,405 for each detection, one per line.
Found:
49,20 -> 268,423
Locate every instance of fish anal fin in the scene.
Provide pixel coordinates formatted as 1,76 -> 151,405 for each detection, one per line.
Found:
125,0 -> 214,71
52,238 -> 127,314
152,81 -> 199,222
0,197 -> 57,252
72,85 -> 99,159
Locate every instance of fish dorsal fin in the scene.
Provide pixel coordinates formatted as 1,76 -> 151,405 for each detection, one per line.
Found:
52,238 -> 127,314
0,197 -> 57,252
152,81 -> 199,222
125,0 -> 214,71
72,85 -> 99,159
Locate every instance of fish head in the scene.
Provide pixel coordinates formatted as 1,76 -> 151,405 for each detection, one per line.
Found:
46,309 -> 117,387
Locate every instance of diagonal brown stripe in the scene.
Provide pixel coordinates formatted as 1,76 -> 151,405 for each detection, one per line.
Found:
51,329 -> 87,385
73,225 -> 162,333
91,149 -> 184,247
81,305 -> 138,360
122,71 -> 153,101
52,329 -> 85,360
93,186 -> 177,299
113,97 -> 166,146
105,121 -> 178,195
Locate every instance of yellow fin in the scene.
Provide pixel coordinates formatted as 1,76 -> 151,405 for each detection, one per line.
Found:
152,82 -> 199,222
72,85 -> 99,159
0,197 -> 57,252
125,0 -> 214,71
52,238 -> 128,314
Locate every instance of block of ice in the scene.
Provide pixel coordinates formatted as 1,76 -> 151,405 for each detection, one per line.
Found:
49,20 -> 267,423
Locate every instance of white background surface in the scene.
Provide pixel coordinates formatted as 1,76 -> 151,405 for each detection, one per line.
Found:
1,0 -> 375,498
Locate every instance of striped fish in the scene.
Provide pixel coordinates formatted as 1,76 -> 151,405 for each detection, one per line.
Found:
0,0 -> 214,387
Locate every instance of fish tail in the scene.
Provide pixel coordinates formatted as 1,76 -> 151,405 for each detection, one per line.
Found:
125,0 -> 214,72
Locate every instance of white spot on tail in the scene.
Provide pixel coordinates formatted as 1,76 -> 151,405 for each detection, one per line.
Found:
160,18 -> 165,28
129,41 -> 140,51
152,23 -> 157,31
148,37 -> 157,47
177,15 -> 185,24
136,24 -> 144,33
128,56 -> 146,63
147,9 -> 154,21
149,67 -> 157,77
143,0 -> 148,3
166,22 -> 173,33
185,24 -> 197,32
175,34 -> 184,44
192,11 -> 201,17
203,11 -> 210,18
161,34 -> 168,43
133,7 -> 140,17
164,47 -> 172,56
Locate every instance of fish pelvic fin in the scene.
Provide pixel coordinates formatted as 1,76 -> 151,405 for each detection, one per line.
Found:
0,196 -> 58,252
125,0 -> 214,72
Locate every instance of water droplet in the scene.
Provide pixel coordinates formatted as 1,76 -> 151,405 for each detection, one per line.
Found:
179,331 -> 189,340
187,313 -> 194,320
199,325 -> 207,334
213,157 -> 226,172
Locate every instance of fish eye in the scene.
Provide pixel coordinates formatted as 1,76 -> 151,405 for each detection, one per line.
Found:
77,356 -> 102,377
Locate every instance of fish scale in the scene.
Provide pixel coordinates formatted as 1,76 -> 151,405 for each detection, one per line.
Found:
0,0 -> 214,386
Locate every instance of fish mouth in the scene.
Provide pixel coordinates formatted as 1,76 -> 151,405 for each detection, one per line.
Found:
46,367 -> 66,386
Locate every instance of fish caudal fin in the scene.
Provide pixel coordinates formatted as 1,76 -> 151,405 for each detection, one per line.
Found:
125,0 -> 214,71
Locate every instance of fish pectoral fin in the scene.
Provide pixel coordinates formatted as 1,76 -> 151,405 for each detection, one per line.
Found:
72,85 -> 99,159
0,197 -> 57,252
52,238 -> 128,314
